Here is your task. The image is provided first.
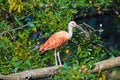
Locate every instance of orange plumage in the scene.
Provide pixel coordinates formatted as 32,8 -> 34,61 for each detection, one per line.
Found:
40,31 -> 69,54
39,21 -> 78,65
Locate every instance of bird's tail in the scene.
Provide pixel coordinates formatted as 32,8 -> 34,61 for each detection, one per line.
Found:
39,45 -> 45,54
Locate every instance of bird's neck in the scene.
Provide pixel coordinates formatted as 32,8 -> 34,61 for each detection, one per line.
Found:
68,26 -> 73,39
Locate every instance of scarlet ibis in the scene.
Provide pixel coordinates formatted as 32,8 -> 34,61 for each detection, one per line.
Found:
39,21 -> 79,65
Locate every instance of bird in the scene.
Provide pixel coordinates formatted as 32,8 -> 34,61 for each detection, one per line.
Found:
39,21 -> 79,65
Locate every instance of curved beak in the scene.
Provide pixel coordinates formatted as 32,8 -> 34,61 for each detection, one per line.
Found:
76,25 -> 80,28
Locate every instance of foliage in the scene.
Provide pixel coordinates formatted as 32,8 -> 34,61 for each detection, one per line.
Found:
0,0 -> 120,79
53,63 -> 106,80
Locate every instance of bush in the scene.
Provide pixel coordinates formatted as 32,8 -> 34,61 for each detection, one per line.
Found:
0,0 -> 118,79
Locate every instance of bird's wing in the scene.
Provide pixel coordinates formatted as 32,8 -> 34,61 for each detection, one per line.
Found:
40,31 -> 69,53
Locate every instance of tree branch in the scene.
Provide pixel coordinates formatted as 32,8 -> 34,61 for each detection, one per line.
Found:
82,23 -> 95,31
1,57 -> 120,80
0,24 -> 28,36
90,56 -> 120,73
0,65 -> 63,80
77,23 -> 91,40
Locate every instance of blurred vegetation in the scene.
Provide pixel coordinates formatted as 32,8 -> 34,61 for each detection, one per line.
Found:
0,0 -> 120,79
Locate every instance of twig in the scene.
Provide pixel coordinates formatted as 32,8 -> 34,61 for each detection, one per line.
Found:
0,24 -> 28,36
77,24 -> 90,39
82,23 -> 95,31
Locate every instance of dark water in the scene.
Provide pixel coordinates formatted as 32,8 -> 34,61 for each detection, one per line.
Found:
77,15 -> 120,50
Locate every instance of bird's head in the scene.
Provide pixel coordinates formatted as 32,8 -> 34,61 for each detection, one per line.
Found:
68,21 -> 79,28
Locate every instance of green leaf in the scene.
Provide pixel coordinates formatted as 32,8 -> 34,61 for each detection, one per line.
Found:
62,62 -> 69,73
73,64 -> 79,68
39,2 -> 44,7
14,16 -> 22,26
18,32 -> 23,39
15,60 -> 23,67
25,58 -> 31,66
61,67 -> 68,73
0,21 -> 5,28
63,62 -> 68,68
28,23 -> 35,28
89,74 -> 95,79
72,4 -> 77,8
44,32 -> 50,37
80,73 -> 85,77
0,40 -> 3,48
0,0 -> 4,3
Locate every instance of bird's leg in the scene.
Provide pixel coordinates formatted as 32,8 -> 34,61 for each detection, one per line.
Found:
54,49 -> 58,66
57,51 -> 62,65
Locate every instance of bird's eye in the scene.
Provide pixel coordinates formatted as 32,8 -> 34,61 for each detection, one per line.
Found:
72,23 -> 75,25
